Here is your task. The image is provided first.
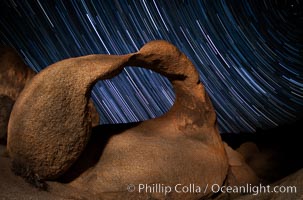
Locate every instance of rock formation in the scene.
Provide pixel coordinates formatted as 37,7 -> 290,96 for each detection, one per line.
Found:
0,47 -> 35,144
223,143 -> 260,199
233,168 -> 303,200
0,47 -> 99,144
0,47 -> 35,100
0,95 -> 14,144
8,40 -> 229,199
2,141 -> 301,200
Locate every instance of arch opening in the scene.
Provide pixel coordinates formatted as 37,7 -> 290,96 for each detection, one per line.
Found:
91,66 -> 176,125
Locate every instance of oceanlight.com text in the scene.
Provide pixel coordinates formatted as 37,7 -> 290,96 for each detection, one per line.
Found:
126,183 -> 297,196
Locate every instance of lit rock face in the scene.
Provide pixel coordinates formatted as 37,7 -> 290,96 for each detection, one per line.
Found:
0,47 -> 99,144
7,40 -> 228,199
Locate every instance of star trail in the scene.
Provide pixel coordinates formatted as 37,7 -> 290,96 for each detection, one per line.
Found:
0,0 -> 302,133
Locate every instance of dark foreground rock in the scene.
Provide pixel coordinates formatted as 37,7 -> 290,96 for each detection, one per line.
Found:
0,95 -> 14,144
234,168 -> 303,200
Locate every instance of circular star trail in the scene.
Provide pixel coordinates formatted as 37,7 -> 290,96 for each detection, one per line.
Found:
0,0 -> 302,133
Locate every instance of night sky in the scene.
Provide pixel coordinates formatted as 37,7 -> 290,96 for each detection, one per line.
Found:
0,0 -> 302,133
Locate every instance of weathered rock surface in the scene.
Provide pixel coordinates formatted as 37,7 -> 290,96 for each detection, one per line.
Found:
7,40 -> 228,199
0,145 -> 100,200
223,143 -> 260,199
0,47 -> 99,144
223,126 -> 303,185
236,142 -> 281,184
234,168 -> 303,200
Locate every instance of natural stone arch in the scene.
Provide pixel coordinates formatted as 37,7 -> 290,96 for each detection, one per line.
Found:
7,40 -> 228,199
0,47 -> 99,145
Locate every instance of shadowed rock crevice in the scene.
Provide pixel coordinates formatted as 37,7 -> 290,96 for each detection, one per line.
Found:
59,122 -> 141,183
0,95 -> 14,144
